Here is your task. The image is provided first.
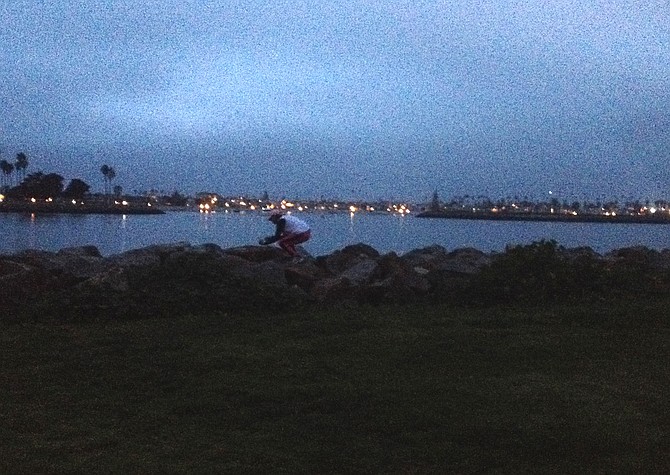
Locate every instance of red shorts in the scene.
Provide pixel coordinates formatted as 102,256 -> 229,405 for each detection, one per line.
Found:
278,230 -> 311,257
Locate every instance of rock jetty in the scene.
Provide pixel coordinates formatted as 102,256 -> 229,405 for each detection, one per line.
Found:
2,242 -> 669,320
416,209 -> 670,224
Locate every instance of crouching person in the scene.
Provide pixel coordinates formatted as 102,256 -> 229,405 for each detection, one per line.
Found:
259,210 -> 311,260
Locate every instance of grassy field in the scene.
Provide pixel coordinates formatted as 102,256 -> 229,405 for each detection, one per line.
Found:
1,298 -> 669,473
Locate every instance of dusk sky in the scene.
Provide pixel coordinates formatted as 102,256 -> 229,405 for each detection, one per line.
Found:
2,1 -> 669,202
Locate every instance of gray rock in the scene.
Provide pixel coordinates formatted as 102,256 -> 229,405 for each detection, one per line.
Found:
106,242 -> 191,268
401,245 -> 450,269
284,262 -> 328,292
8,248 -> 106,280
340,259 -> 378,285
223,245 -> 288,262
78,267 -> 129,293
435,247 -> 492,275
316,243 -> 380,275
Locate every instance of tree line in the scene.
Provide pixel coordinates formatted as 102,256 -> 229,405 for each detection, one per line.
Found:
1,152 -> 120,201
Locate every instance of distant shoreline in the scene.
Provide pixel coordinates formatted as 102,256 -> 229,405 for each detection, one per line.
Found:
0,202 -> 164,215
416,210 -> 670,224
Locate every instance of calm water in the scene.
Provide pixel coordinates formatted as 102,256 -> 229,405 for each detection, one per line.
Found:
1,211 -> 669,257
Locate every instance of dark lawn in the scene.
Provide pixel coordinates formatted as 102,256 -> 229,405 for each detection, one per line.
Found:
1,298 -> 669,473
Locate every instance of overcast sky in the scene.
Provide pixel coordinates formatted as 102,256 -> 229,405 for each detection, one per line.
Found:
1,0 -> 669,201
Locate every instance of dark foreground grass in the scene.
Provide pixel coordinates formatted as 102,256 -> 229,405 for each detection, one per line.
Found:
1,298 -> 669,473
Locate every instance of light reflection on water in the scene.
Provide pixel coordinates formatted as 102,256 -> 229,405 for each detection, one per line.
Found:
120,215 -> 128,253
1,210 -> 669,257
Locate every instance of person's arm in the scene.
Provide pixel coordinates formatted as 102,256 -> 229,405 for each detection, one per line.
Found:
260,218 -> 286,244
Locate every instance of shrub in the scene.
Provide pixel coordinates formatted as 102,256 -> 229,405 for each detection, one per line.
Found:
466,240 -> 606,305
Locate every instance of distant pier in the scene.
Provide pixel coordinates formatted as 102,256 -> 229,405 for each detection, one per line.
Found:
416,210 -> 670,224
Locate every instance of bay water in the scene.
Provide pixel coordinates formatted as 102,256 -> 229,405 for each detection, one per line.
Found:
1,211 -> 669,257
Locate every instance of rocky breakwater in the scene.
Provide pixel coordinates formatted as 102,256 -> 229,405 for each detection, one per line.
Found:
2,241 -> 670,320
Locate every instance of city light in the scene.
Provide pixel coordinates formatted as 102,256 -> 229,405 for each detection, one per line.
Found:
4,189 -> 668,223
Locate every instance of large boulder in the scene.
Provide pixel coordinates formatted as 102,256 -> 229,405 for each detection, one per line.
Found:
106,242 -> 192,268
223,245 -> 289,263
440,247 -> 492,275
315,243 -> 380,275
8,248 -> 106,279
78,266 -> 130,293
401,246 -> 491,282
339,259 -> 379,285
0,248 -> 107,316
401,245 -> 450,270
284,261 -> 329,292
360,252 -> 431,303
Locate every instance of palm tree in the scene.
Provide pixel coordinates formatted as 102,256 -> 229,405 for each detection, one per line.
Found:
100,164 -> 110,195
1,160 -> 14,189
14,153 -> 28,183
107,166 -> 116,191
0,159 -> 8,188
100,165 -> 118,204
100,164 -> 111,204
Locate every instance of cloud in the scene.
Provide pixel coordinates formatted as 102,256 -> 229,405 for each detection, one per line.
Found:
2,0 -> 669,199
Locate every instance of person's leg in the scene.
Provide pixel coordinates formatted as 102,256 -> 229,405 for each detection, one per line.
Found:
291,231 -> 311,257
293,230 -> 310,245
278,231 -> 310,257
278,237 -> 298,256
